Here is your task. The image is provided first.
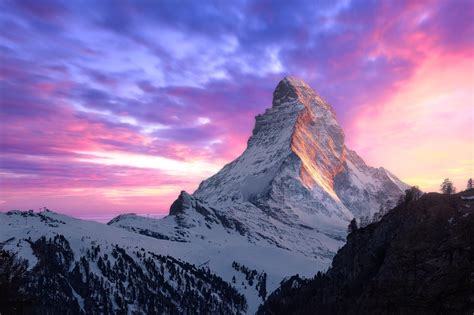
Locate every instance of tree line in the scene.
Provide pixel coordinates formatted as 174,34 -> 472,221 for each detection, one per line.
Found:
348,177 -> 473,233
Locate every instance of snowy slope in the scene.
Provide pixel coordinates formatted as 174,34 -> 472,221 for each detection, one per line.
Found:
107,192 -> 329,312
0,209 -> 320,314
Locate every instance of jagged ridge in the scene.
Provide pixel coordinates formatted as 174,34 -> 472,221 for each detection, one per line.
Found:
194,76 -> 408,227
112,76 -> 409,265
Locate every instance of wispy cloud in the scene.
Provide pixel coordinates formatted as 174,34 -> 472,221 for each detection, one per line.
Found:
1,0 -> 473,217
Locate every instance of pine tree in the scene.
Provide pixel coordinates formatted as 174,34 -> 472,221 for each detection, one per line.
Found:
440,178 -> 456,194
467,178 -> 473,190
347,218 -> 358,234
0,250 -> 28,312
404,186 -> 422,203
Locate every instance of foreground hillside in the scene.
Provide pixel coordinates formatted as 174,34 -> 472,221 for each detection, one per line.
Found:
0,209 -> 320,314
0,211 -> 247,314
259,190 -> 474,314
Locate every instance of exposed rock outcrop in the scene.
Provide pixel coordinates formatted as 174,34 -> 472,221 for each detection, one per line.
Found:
259,189 -> 474,314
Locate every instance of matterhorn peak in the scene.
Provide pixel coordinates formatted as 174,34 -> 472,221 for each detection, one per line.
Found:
194,76 -> 408,223
272,76 -> 311,104
272,76 -> 332,113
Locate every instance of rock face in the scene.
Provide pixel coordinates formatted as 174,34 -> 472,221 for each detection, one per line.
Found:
192,76 -> 408,243
259,190 -> 474,314
169,191 -> 193,216
195,77 -> 351,225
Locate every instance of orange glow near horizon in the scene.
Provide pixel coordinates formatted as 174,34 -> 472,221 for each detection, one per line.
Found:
347,52 -> 474,192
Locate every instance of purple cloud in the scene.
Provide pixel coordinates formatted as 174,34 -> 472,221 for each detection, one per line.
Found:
1,0 -> 472,216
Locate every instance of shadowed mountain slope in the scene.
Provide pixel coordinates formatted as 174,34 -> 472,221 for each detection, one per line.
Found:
259,189 -> 474,314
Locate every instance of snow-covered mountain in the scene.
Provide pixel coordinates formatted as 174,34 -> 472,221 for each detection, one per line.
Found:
1,209 -> 317,314
194,77 -> 407,220
0,77 -> 410,314
0,210 -> 244,314
112,77 -> 408,260
106,77 -> 409,311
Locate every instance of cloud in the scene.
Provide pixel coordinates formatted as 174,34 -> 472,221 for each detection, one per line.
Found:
0,0 -> 472,217
347,53 -> 474,191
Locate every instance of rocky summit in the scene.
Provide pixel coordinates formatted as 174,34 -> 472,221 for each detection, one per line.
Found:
116,76 -> 408,258
195,76 -> 408,224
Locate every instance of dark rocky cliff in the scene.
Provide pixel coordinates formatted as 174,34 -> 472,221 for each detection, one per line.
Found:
259,190 -> 474,314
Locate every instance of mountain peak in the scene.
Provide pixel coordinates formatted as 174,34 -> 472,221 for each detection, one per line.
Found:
273,76 -> 312,106
276,76 -> 311,92
272,76 -> 334,115
195,75 -> 408,224
169,191 -> 192,215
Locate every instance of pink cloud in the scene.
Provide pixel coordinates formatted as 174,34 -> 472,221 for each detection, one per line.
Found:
347,51 -> 474,192
1,0 -> 472,220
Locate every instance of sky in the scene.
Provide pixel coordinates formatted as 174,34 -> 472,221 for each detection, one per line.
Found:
0,0 -> 473,221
